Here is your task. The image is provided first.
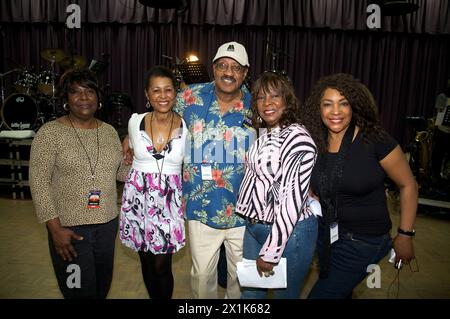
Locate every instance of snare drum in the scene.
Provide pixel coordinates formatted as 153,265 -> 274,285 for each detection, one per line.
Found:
14,71 -> 37,94
38,71 -> 56,96
1,93 -> 39,130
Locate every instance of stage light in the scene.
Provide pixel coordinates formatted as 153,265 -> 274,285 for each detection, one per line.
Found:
186,55 -> 199,62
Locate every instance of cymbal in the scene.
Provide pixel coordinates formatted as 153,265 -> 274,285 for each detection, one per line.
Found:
59,55 -> 87,70
40,48 -> 66,62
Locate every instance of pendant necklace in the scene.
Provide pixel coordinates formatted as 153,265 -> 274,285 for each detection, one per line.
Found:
156,133 -> 164,145
150,111 -> 174,209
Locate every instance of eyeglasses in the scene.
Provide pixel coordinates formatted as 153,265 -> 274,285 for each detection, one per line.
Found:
215,62 -> 245,73
387,258 -> 419,299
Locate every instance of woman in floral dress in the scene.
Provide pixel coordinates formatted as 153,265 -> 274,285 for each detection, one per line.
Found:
120,66 -> 187,299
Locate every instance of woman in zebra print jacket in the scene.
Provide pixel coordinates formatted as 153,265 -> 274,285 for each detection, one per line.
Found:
236,71 -> 325,299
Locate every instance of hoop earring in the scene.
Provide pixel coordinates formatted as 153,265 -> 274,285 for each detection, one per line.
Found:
257,116 -> 263,124
98,102 -> 103,110
146,101 -> 151,109
63,103 -> 70,111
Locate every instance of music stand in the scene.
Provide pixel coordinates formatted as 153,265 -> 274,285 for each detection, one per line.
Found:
89,59 -> 108,74
435,106 -> 450,127
177,61 -> 210,84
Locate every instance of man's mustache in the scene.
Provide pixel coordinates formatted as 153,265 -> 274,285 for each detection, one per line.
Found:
221,76 -> 236,82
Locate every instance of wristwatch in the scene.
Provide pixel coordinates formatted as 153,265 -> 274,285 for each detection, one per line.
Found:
397,227 -> 416,237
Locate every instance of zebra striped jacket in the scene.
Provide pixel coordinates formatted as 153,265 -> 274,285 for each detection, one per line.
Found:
236,123 -> 317,263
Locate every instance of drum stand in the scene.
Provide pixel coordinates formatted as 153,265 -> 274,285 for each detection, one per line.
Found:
0,69 -> 20,129
49,56 -> 58,120
0,74 -> 4,130
113,102 -> 123,128
0,72 -> 5,107
0,69 -> 19,104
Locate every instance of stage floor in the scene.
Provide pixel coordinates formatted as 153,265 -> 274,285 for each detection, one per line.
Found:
0,197 -> 449,299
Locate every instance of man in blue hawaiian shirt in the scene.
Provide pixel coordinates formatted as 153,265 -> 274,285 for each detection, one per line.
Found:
175,41 -> 254,299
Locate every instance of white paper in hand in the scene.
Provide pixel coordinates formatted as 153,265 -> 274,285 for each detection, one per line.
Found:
307,197 -> 322,217
236,258 -> 287,289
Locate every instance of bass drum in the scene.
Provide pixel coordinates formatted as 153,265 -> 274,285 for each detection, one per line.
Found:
1,93 -> 39,130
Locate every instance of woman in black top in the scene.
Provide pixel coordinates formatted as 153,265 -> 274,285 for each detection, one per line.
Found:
306,73 -> 418,299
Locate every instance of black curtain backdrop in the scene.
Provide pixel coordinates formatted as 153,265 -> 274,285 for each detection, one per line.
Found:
1,0 -> 450,145
2,0 -> 449,34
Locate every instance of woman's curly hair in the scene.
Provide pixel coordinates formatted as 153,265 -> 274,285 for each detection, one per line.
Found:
251,71 -> 325,152
304,73 -> 388,150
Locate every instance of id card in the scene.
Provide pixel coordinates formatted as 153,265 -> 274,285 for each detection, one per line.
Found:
329,222 -> 339,244
87,190 -> 101,208
242,117 -> 253,129
201,164 -> 213,180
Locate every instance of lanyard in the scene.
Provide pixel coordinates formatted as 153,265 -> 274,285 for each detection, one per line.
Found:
68,116 -> 99,182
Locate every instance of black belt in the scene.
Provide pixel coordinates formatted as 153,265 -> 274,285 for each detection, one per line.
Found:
244,216 -> 272,225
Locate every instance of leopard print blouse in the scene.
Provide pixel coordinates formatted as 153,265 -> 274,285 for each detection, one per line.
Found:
29,120 -> 129,227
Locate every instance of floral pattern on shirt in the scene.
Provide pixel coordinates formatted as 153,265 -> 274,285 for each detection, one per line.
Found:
175,82 -> 253,229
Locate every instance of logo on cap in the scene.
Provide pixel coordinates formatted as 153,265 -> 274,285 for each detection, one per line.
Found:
227,44 -> 235,52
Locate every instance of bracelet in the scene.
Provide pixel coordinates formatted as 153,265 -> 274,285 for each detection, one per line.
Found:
397,227 -> 415,237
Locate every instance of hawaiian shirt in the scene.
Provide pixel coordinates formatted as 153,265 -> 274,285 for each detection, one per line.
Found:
175,81 -> 254,229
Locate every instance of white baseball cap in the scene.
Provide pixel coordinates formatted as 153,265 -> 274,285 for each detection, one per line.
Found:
212,41 -> 249,67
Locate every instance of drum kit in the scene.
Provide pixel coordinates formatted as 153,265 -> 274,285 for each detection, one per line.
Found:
1,48 -> 86,131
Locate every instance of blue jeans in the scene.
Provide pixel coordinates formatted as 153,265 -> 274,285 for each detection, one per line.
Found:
48,217 -> 118,299
241,216 -> 318,299
308,224 -> 392,299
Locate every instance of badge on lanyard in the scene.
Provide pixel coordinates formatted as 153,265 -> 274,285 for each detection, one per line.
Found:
201,163 -> 213,180
87,190 -> 101,208
242,116 -> 253,129
329,222 -> 339,244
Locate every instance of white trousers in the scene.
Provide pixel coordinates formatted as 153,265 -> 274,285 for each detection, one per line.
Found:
188,220 -> 245,299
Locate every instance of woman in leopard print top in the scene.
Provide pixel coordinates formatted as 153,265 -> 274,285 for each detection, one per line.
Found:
29,69 -> 129,299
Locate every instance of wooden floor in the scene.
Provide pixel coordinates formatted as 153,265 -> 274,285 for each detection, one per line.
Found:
0,195 -> 449,299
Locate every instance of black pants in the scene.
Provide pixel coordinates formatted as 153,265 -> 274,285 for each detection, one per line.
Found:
138,251 -> 174,299
48,217 -> 118,299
